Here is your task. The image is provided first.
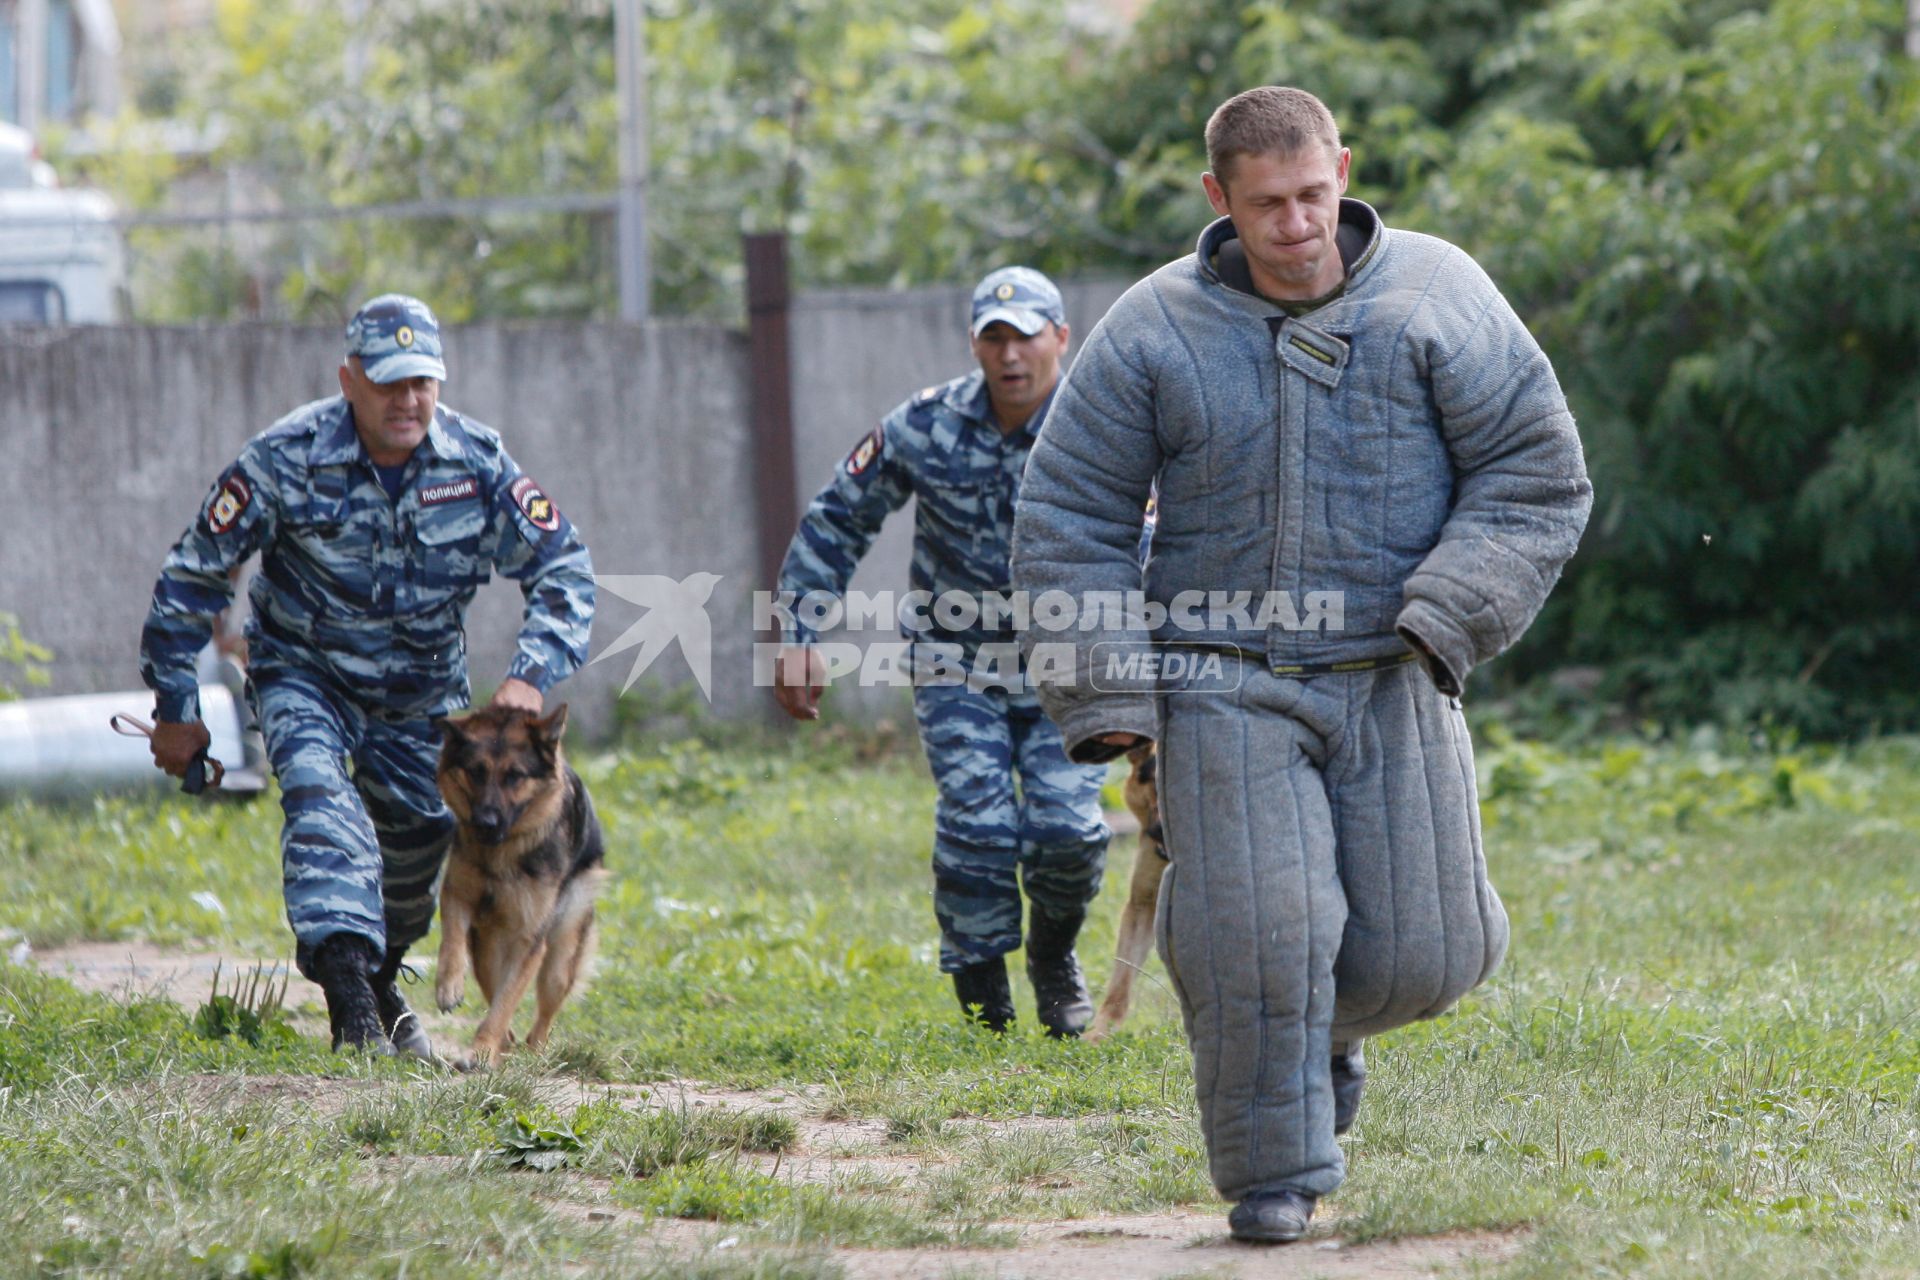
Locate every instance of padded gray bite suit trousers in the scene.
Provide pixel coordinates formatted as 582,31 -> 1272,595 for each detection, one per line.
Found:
1152,655 -> 1507,1201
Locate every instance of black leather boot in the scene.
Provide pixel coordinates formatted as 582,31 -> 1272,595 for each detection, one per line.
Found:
952,956 -> 1015,1032
311,933 -> 395,1056
1228,1189 -> 1316,1243
1025,906 -> 1092,1039
1332,1042 -> 1367,1135
373,946 -> 435,1062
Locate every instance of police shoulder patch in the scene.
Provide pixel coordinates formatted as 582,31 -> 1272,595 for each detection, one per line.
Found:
845,426 -> 884,477
207,472 -> 253,535
509,475 -> 562,533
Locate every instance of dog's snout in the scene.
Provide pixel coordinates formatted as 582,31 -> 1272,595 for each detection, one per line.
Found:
473,806 -> 509,840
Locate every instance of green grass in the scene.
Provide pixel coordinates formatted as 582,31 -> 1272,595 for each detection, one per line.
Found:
4,724 -> 1920,1275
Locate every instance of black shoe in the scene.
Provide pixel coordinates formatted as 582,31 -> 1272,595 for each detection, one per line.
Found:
952,956 -> 1015,1032
1332,1043 -> 1366,1136
1025,907 -> 1092,1039
311,933 -> 396,1056
1228,1189 -> 1316,1244
373,947 -> 436,1062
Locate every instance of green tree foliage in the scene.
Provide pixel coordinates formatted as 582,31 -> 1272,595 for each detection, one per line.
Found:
1043,0 -> 1554,270
1404,0 -> 1920,732
177,0 -> 620,321
648,0 -> 1077,310
92,0 -> 1082,320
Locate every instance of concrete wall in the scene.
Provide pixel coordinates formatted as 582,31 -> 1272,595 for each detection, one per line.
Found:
0,275 -> 1137,736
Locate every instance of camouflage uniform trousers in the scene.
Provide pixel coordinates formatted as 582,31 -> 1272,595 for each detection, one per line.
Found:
248,660 -> 455,980
912,676 -> 1111,972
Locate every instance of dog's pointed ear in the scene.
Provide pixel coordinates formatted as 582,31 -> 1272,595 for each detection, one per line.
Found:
433,715 -> 466,748
535,703 -> 569,742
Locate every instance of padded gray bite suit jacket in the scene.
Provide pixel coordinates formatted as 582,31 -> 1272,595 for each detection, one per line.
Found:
1011,199 -> 1591,1201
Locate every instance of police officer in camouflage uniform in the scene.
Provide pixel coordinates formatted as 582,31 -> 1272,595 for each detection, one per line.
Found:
140,295 -> 595,1059
771,268 -> 1110,1037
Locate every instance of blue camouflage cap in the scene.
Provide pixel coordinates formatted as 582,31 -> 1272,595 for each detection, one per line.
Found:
345,293 -> 447,384
970,266 -> 1065,338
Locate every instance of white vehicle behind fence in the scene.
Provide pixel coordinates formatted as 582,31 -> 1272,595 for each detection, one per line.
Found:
0,120 -> 125,324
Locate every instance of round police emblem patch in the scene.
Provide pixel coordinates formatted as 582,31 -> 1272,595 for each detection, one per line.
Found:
994,283 -> 1015,301
510,475 -> 562,533
396,325 -> 415,348
207,473 -> 252,535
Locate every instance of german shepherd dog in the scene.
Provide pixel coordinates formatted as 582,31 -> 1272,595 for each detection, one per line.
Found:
433,705 -> 607,1066
1085,742 -> 1169,1043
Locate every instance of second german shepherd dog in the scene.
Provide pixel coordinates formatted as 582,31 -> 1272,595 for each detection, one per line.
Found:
433,704 -> 607,1066
1086,742 -> 1169,1043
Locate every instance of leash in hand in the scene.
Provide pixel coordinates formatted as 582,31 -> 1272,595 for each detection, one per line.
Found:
110,713 -> 226,795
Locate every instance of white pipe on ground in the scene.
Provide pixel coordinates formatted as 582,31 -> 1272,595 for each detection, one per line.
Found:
0,669 -> 265,797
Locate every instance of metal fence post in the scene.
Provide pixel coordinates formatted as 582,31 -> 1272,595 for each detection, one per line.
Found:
614,0 -> 651,321
745,233 -> 798,605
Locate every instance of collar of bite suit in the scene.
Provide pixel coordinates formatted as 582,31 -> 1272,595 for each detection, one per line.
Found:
1196,197 -> 1383,310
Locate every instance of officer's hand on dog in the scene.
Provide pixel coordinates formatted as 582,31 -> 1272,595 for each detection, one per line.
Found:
773,645 -> 828,721
490,678 -> 543,714
150,719 -> 211,778
1097,732 -> 1146,748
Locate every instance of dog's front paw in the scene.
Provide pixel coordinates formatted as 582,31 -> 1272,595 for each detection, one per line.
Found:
436,980 -> 465,1013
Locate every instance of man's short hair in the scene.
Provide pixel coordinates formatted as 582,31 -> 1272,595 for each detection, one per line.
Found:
1205,86 -> 1342,187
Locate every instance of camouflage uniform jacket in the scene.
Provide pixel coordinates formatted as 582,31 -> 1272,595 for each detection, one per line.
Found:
780,370 -> 1047,652
141,396 -> 595,723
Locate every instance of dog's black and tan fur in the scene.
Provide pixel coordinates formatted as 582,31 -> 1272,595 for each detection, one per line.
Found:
433,704 -> 607,1065
1086,742 -> 1168,1043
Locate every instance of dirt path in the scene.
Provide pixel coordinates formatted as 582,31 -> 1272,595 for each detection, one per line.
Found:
29,939 -> 432,1028
834,1219 -> 1517,1279
30,943 -> 1523,1279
